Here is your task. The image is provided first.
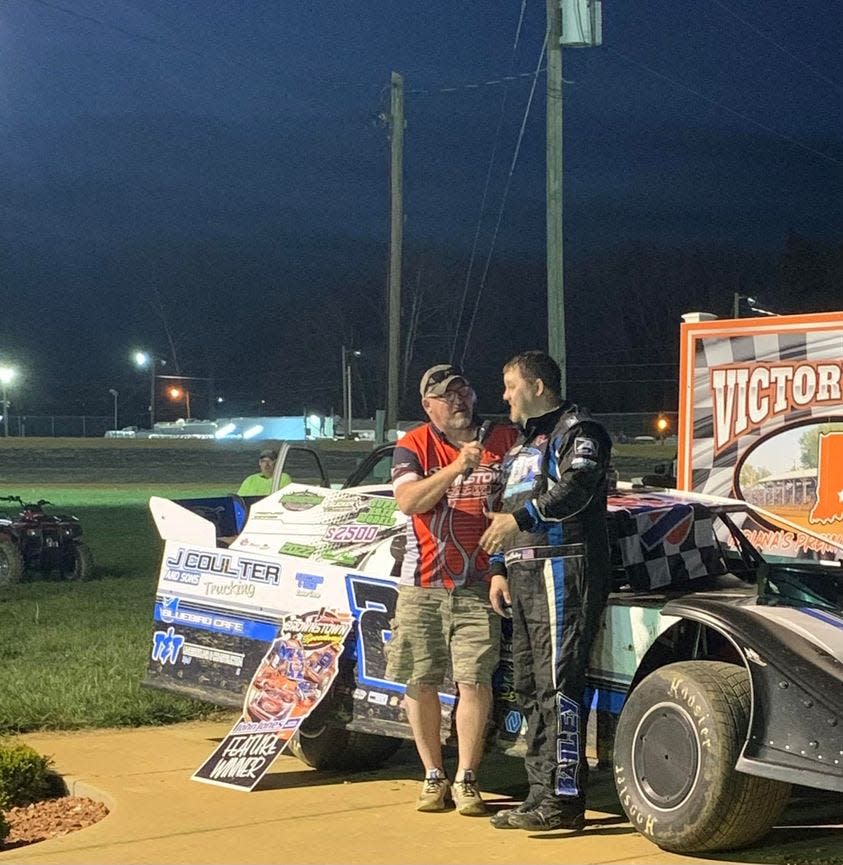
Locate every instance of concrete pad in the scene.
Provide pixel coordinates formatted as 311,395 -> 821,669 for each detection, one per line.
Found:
1,722 -> 841,865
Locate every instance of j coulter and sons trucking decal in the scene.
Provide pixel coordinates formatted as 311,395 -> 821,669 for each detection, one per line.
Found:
678,311 -> 843,559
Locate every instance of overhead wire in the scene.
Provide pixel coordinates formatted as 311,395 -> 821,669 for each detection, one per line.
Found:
606,46 -> 842,166
707,0 -> 841,96
448,0 -> 529,365
459,30 -> 548,368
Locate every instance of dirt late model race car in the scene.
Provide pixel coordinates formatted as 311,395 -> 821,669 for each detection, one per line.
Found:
144,444 -> 843,854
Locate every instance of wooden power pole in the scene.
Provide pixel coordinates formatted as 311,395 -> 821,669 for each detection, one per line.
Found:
386,71 -> 404,434
546,0 -> 566,393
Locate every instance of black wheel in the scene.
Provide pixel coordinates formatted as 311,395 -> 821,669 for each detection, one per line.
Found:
65,542 -> 94,581
288,714 -> 403,771
614,660 -> 791,853
0,539 -> 24,587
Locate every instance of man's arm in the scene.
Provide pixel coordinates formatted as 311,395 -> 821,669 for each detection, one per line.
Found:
393,439 -> 482,515
512,421 -> 611,532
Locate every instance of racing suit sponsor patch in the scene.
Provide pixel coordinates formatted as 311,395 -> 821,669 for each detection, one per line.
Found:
574,437 -> 599,457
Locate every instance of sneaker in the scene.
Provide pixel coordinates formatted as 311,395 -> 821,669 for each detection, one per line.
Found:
507,800 -> 586,832
416,775 -> 452,812
489,791 -> 544,829
452,777 -> 487,816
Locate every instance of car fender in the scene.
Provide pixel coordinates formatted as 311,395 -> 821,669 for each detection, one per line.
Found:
662,595 -> 843,793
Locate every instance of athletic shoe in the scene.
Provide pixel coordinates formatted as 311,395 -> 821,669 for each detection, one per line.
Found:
489,791 -> 545,829
507,800 -> 586,831
416,775 -> 451,812
452,776 -> 487,816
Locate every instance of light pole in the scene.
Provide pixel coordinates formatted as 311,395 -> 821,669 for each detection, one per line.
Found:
0,366 -> 16,438
133,351 -> 166,429
341,345 -> 362,440
108,388 -> 119,430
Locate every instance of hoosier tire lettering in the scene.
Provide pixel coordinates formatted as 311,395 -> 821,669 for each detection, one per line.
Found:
613,660 -> 791,854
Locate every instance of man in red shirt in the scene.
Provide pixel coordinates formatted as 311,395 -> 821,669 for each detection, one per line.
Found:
387,364 -> 517,816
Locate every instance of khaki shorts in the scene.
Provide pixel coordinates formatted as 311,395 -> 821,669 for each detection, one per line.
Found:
385,584 -> 501,686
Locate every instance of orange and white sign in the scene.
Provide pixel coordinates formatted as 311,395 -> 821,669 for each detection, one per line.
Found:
677,311 -> 843,560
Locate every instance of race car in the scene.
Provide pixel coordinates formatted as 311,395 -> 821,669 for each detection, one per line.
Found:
144,443 -> 843,854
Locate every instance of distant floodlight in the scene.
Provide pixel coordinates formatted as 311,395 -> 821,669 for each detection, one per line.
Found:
0,367 -> 15,385
133,351 -> 150,368
216,396 -> 224,404
215,423 -> 237,439
243,424 -> 264,440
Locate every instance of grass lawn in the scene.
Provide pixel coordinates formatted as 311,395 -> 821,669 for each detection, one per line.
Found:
0,483 -> 235,734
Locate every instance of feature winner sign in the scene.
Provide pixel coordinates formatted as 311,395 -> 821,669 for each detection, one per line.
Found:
193,607 -> 351,790
677,311 -> 843,560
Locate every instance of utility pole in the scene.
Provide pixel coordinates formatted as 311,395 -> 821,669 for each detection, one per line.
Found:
386,71 -> 404,435
546,0 -> 566,393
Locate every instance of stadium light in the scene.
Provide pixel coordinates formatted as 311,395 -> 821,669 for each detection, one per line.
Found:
0,366 -> 16,438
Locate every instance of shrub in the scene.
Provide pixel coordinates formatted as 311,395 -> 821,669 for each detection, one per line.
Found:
0,795 -> 8,845
0,741 -> 58,807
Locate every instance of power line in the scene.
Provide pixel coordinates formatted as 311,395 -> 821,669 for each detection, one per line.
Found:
707,0 -> 841,96
607,46 -> 842,167
449,0 -> 529,364
459,30 -> 549,368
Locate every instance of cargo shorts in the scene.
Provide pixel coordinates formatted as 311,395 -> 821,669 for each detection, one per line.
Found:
385,584 -> 501,686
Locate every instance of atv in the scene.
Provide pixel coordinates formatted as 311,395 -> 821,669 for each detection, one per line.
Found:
0,495 -> 94,586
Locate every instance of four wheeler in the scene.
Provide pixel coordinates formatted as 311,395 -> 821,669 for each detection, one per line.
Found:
0,495 -> 94,586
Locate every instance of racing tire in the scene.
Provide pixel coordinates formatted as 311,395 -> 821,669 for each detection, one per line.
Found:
0,539 -> 24,587
288,718 -> 403,771
65,542 -> 94,581
613,660 -> 791,854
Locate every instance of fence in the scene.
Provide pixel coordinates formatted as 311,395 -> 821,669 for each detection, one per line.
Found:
1,411 -> 679,441
1,415 -> 115,438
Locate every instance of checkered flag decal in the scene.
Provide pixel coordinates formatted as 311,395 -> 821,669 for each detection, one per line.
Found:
609,497 -> 725,591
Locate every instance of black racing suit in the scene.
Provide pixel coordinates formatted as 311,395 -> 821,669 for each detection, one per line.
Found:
489,403 -> 612,812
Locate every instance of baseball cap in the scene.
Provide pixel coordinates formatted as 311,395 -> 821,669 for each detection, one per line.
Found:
419,364 -> 469,397
259,448 -> 278,460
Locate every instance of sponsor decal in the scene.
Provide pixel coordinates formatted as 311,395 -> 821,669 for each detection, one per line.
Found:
280,491 -> 325,512
193,608 -> 352,791
165,548 -> 282,586
278,542 -> 317,558
356,499 -> 398,527
294,572 -> 324,598
367,691 -> 388,706
153,600 -> 277,640
505,710 -> 522,734
151,626 -> 185,665
638,505 -> 694,550
182,642 -> 245,668
574,437 -> 598,457
323,492 -> 366,512
237,537 -> 272,551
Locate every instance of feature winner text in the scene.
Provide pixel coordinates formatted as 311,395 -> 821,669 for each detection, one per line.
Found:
193,732 -> 284,791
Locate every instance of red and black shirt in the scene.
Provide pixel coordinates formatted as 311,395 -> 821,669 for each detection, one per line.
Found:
392,421 -> 517,588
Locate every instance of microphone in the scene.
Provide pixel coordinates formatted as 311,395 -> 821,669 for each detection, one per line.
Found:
463,420 -> 493,479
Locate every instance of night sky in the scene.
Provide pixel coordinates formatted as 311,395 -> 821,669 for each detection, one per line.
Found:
1,0 -> 840,424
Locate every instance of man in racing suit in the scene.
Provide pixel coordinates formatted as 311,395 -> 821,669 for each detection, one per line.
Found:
480,350 -> 612,831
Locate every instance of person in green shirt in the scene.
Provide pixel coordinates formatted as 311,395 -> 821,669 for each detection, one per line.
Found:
237,447 -> 291,496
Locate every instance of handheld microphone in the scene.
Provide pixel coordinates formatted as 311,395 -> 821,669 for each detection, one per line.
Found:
463,419 -> 493,479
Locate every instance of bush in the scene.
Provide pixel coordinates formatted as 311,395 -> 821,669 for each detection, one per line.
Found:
0,796 -> 8,845
0,741 -> 60,807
